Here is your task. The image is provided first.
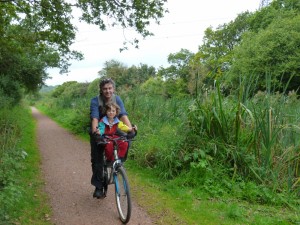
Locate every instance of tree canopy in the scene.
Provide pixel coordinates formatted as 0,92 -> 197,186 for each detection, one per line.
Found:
229,14 -> 300,92
0,0 -> 167,99
98,59 -> 156,92
190,0 -> 300,94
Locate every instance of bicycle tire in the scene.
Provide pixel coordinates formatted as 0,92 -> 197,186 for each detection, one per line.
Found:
114,166 -> 132,224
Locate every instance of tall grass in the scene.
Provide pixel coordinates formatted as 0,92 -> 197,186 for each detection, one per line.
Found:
186,80 -> 300,204
0,107 -> 23,223
122,89 -> 191,178
0,106 -> 51,224
37,96 -> 91,134
35,80 -> 299,207
249,92 -> 300,192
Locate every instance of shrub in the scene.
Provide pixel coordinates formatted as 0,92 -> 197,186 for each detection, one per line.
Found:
0,107 -> 26,223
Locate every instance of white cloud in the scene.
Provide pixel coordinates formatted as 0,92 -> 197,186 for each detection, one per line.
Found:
46,0 -> 261,86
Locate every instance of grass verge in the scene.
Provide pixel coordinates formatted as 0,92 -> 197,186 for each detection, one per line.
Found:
10,107 -> 51,225
34,105 -> 300,225
126,160 -> 300,225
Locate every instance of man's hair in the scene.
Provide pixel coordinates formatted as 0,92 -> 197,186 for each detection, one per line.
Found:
99,78 -> 116,94
105,102 -> 120,115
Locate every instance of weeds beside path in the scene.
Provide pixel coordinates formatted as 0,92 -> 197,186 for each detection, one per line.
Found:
33,105 -> 299,225
31,107 -> 153,225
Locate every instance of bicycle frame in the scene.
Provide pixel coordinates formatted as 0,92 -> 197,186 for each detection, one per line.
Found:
101,135 -> 132,223
103,136 -> 127,185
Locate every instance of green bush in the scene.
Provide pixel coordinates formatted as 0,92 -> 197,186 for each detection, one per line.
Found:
0,107 -> 26,223
86,78 -> 100,99
0,75 -> 23,107
35,78 -> 300,208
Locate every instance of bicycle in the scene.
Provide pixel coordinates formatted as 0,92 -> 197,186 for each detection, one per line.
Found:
99,135 -> 133,224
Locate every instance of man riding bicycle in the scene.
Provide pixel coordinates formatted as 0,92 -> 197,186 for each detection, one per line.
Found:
89,78 -> 135,199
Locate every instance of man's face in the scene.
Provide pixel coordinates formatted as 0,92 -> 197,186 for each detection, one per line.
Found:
102,83 -> 114,100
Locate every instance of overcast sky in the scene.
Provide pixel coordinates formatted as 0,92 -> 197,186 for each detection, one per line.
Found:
46,0 -> 262,86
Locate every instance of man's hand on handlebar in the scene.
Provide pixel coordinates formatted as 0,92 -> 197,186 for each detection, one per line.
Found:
93,133 -> 106,145
132,124 -> 137,131
127,124 -> 137,139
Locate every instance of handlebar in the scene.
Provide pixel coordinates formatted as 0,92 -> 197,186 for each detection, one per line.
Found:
95,134 -> 135,145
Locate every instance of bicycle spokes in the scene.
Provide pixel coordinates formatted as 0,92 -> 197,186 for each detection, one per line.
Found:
114,167 -> 131,223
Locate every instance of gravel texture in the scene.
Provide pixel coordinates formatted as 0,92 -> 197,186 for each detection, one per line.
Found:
31,107 -> 153,225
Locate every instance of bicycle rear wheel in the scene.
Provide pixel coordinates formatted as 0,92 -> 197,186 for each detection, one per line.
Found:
114,166 -> 132,224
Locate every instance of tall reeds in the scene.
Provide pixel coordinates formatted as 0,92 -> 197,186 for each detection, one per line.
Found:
187,77 -> 300,196
35,78 -> 299,204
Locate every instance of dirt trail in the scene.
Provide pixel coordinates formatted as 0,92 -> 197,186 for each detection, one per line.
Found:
31,107 -> 153,225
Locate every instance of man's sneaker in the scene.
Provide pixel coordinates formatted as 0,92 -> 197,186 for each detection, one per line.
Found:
93,187 -> 104,199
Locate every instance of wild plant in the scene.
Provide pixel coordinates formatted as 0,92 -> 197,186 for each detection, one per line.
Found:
186,78 -> 300,202
0,107 -> 26,223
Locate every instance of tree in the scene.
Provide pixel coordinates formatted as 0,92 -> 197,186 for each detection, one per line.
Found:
125,64 -> 156,88
188,52 -> 210,96
98,59 -> 128,89
165,49 -> 194,81
194,0 -> 300,93
157,49 -> 194,96
140,76 -> 165,96
228,15 -> 300,93
197,12 -> 253,85
78,0 -> 168,50
98,60 -> 156,91
0,0 -> 167,95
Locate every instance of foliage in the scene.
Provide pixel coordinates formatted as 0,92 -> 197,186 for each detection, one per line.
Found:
98,60 -> 127,88
30,0 -> 300,210
185,81 -> 300,205
86,78 -> 100,99
190,0 -> 300,94
38,92 -> 91,135
0,0 -> 167,101
0,75 -> 23,107
139,77 -> 165,96
0,0 -> 81,93
195,11 -> 253,86
4,0 -> 300,222
39,85 -> 58,93
77,0 -> 168,50
127,160 -> 299,225
0,106 -> 52,224
51,81 -> 77,98
98,60 -> 157,93
37,71 -> 300,207
124,64 -> 157,89
229,15 -> 300,92
162,49 -> 194,81
157,49 -> 194,96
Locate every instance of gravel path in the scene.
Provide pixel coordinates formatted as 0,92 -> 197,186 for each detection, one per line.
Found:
31,107 -> 153,225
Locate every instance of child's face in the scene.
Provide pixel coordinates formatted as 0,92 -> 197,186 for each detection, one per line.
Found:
107,106 -> 117,119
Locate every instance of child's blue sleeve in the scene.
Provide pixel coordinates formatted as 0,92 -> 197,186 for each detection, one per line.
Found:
98,122 -> 105,135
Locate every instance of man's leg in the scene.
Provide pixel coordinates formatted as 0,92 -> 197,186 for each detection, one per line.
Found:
90,135 -> 104,198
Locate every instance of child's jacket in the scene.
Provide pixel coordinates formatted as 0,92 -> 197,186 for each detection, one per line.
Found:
98,116 -> 130,135
98,116 -> 129,161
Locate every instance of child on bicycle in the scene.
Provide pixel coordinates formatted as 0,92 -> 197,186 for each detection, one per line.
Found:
97,102 -> 137,162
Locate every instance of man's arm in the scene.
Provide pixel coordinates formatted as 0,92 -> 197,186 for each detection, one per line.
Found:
90,97 -> 100,134
119,115 -> 132,130
91,118 -> 100,134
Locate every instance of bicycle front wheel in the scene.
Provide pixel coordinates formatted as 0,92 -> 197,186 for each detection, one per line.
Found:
114,166 -> 132,224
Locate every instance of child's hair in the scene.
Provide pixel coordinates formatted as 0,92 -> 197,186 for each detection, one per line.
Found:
105,102 -> 120,115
